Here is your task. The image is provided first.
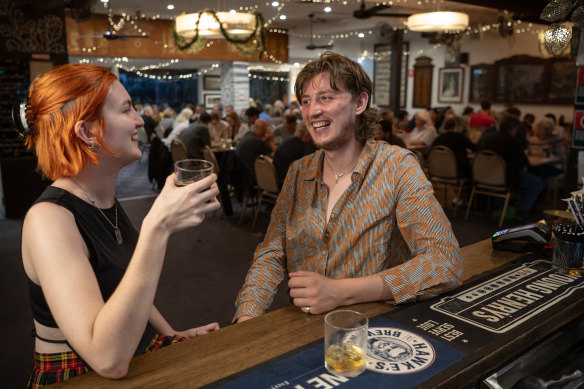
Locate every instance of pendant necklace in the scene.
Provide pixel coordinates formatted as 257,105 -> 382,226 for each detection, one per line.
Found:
324,157 -> 358,183
70,178 -> 123,245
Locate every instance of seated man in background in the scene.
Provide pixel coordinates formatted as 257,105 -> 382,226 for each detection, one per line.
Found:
272,113 -> 298,145
273,122 -> 316,187
432,118 -> 475,178
235,119 -> 276,186
478,115 -> 542,222
182,112 -> 211,159
234,52 -> 462,322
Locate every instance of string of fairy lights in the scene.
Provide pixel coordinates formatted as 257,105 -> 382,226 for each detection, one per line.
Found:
77,1 -> 546,80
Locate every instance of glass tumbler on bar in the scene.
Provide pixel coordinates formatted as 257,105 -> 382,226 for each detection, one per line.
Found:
552,238 -> 584,275
174,159 -> 214,186
324,310 -> 368,378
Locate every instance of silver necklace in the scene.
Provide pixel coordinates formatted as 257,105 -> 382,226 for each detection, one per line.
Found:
70,178 -> 123,245
324,157 -> 358,183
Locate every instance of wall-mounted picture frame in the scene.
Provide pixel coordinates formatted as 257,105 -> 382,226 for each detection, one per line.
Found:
438,67 -> 463,103
204,93 -> 222,108
203,75 -> 221,90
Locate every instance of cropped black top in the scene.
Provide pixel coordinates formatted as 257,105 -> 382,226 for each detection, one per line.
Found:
26,186 -> 156,354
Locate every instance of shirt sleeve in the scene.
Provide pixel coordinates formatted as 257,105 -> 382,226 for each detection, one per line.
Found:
381,151 -> 463,303
233,170 -> 292,321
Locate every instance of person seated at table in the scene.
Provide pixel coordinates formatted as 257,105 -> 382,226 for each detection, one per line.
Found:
527,117 -> 566,179
375,119 -> 406,148
159,107 -> 176,138
272,113 -> 298,145
478,115 -> 542,222
226,111 -> 249,142
141,104 -> 158,141
268,107 -> 285,129
234,52 -> 462,322
18,64 -> 221,388
273,122 -> 316,187
467,100 -> 494,144
245,106 -> 261,132
438,106 -> 467,135
235,119 -> 276,187
182,112 -> 212,159
162,107 -> 192,148
401,110 -> 438,150
208,111 -> 229,140
431,118 -> 476,178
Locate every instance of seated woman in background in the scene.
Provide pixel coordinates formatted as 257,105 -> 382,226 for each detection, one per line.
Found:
527,117 -> 566,179
162,107 -> 193,148
226,110 -> 250,141
18,64 -> 221,388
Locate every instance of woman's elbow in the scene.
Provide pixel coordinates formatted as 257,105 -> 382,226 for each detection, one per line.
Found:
93,358 -> 130,379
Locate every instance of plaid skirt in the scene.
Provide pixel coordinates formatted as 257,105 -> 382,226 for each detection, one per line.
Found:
27,334 -> 186,388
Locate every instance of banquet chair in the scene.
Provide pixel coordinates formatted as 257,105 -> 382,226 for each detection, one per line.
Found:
203,146 -> 220,174
427,145 -> 469,218
409,148 -> 427,176
170,139 -> 188,163
251,155 -> 280,229
154,124 -> 165,139
465,150 -> 511,228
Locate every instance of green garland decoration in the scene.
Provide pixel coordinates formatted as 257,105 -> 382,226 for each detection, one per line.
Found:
173,10 -> 266,59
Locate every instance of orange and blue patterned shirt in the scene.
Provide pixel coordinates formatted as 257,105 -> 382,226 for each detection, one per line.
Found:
235,139 -> 462,319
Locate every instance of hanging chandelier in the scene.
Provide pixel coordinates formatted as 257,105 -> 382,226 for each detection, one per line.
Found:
173,9 -> 266,58
406,11 -> 469,32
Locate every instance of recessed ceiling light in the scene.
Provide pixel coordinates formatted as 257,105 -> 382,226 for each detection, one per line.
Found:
324,7 -> 331,12
272,1 -> 279,6
230,9 -> 236,14
279,14 -> 286,20
358,32 -> 365,38
167,4 -> 174,10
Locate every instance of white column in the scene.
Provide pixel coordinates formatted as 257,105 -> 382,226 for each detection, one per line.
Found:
221,61 -> 250,115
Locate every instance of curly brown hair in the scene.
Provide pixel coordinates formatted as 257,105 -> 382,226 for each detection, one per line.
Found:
294,51 -> 377,145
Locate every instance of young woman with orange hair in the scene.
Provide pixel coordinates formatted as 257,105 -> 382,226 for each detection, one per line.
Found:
17,64 -> 221,388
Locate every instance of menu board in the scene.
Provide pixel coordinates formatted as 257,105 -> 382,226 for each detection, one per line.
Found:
0,60 -> 30,157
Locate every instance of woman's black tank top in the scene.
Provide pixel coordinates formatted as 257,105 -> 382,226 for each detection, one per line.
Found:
26,186 -> 156,355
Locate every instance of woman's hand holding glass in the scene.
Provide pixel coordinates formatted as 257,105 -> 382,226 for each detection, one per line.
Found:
147,173 -> 220,236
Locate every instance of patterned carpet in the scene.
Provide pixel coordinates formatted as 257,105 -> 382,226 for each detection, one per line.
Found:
115,148 -> 160,199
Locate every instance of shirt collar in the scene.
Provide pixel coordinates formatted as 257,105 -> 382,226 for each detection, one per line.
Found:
299,139 -> 378,182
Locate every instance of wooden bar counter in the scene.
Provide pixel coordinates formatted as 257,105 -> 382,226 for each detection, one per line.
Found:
54,239 -> 584,388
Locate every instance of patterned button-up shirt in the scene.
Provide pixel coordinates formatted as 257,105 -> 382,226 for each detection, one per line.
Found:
235,140 -> 462,319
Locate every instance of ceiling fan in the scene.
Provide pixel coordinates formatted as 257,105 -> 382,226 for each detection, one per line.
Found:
306,14 -> 333,50
79,1 -> 150,41
353,0 -> 410,19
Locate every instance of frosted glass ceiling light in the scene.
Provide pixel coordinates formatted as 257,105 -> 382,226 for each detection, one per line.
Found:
407,11 -> 469,32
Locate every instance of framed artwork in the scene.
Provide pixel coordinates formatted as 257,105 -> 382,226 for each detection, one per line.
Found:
438,67 -> 464,103
203,75 -> 221,90
204,93 -> 222,108
469,64 -> 495,102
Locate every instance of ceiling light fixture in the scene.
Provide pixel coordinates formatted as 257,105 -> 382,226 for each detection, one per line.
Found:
406,11 -> 469,32
174,9 -> 266,58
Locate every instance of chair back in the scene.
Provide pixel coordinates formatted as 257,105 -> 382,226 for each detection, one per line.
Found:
472,150 -> 507,191
154,124 -> 165,139
203,146 -> 220,174
427,145 -> 458,180
254,155 -> 279,194
137,127 -> 149,146
170,139 -> 188,163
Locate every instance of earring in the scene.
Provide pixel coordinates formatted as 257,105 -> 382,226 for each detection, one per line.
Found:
88,141 -> 101,153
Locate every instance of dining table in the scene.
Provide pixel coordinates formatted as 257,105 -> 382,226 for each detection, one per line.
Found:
53,237 -> 584,389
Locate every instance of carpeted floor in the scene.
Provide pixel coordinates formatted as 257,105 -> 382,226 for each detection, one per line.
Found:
1,148 -> 548,389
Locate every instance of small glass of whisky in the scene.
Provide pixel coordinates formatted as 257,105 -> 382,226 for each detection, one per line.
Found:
324,310 -> 368,378
174,159 -> 214,186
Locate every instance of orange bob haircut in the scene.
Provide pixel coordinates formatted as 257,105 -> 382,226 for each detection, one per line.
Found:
25,63 -> 118,180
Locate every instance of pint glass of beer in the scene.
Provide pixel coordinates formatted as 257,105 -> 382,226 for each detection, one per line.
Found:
324,310 -> 368,377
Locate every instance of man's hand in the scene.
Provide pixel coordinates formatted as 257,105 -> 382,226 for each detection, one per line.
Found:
288,271 -> 341,314
236,315 -> 253,323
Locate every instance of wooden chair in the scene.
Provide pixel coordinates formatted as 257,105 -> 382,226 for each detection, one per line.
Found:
465,150 -> 512,228
203,146 -> 220,175
251,155 -> 280,229
427,145 -> 469,218
170,139 -> 188,163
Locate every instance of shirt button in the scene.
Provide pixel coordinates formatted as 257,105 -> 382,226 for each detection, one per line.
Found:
322,250 -> 327,256
330,213 -> 336,220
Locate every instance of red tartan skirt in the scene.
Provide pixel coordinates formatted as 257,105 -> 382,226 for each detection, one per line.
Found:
27,334 -> 186,388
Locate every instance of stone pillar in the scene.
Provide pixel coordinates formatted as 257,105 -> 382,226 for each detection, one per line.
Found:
221,61 -> 250,115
